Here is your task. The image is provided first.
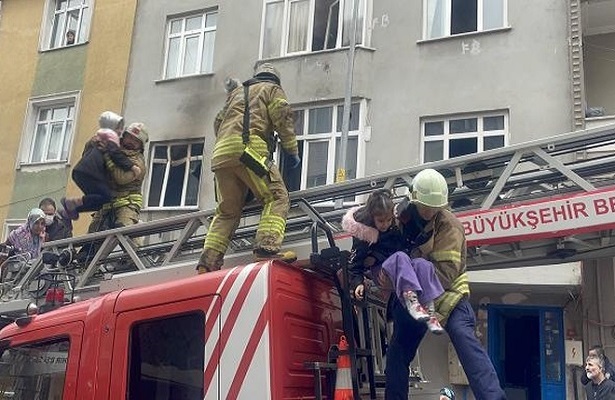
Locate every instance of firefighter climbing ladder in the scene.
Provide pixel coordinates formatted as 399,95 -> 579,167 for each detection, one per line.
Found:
2,122 -> 615,312
0,122 -> 615,397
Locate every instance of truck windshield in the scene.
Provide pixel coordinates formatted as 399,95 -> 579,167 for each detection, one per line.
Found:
0,338 -> 69,399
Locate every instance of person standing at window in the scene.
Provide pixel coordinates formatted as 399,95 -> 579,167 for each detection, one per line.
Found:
65,30 -> 76,45
386,168 -> 506,400
197,63 -> 301,273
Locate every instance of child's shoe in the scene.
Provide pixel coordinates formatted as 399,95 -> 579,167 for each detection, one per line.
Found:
403,291 -> 430,321
427,316 -> 445,335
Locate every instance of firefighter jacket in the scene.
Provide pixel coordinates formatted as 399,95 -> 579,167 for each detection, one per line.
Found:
342,207 -> 407,291
103,149 -> 146,209
211,80 -> 298,171
74,138 -> 135,182
398,202 -> 470,322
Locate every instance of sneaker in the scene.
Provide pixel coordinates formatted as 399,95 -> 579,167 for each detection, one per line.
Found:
427,316 -> 445,335
254,248 -> 297,263
403,291 -> 430,321
60,197 -> 80,221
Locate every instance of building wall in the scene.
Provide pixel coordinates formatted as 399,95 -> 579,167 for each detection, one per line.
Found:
0,0 -> 43,226
126,0 -> 576,219
0,0 -> 137,234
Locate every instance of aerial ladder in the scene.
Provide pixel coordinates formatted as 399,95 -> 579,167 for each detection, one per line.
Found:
1,122 -> 615,397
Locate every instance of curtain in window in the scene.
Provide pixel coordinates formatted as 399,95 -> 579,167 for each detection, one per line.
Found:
342,0 -> 364,47
263,1 -> 284,58
426,0 -> 446,39
288,0 -> 309,53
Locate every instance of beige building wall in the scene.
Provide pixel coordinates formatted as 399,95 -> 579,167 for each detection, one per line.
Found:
0,0 -> 43,230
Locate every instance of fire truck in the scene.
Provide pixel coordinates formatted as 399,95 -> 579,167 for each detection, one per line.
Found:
0,123 -> 614,399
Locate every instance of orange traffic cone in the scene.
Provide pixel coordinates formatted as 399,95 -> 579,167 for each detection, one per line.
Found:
334,335 -> 353,400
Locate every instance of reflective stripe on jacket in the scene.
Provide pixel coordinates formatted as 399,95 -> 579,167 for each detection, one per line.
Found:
409,208 -> 469,322
211,81 -> 298,171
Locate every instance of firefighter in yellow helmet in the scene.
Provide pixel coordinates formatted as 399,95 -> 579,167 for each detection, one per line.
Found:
198,63 -> 300,273
88,122 -> 148,232
389,168 -> 505,399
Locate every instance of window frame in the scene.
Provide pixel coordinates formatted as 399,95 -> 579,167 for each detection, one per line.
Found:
41,0 -> 92,50
145,139 -> 204,210
18,91 -> 80,169
162,9 -> 218,80
420,111 -> 509,163
259,0 -> 370,59
278,99 -> 367,192
2,219 -> 24,242
422,0 -> 508,40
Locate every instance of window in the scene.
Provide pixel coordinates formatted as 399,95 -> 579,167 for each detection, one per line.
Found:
0,338 -> 70,399
163,10 -> 218,79
2,220 -> 23,242
423,0 -> 506,40
20,93 -> 79,166
128,313 -> 205,399
280,101 -> 364,191
43,0 -> 91,49
147,141 -> 204,208
422,112 -> 508,162
261,0 -> 367,59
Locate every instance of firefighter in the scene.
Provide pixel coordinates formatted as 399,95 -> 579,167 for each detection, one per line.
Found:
386,168 -> 506,400
88,122 -> 148,233
198,63 -> 301,273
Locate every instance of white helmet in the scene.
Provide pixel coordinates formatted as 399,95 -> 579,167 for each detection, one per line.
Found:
411,168 -> 449,208
99,111 -> 124,131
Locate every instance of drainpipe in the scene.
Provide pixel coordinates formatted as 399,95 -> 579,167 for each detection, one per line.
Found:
336,0 -> 359,192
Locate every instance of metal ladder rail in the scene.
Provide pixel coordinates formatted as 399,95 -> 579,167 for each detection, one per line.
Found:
9,123 -> 615,299
307,218 -> 377,400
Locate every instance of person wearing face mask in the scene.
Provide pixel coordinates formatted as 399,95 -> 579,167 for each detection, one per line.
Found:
38,198 -> 73,242
585,355 -> 615,399
5,208 -> 47,260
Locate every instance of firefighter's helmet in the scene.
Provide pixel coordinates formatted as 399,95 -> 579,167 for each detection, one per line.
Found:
123,122 -> 149,146
98,111 -> 124,132
411,168 -> 449,208
254,63 -> 281,82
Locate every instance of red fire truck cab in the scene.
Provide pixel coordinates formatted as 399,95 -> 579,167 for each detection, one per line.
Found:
0,261 -> 342,399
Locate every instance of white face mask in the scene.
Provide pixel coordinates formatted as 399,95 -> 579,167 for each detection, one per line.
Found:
587,371 -> 595,380
44,215 -> 55,226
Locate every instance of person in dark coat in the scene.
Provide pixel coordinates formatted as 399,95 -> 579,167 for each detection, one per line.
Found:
38,198 -> 72,242
585,354 -> 615,399
61,111 -> 141,220
582,345 -> 615,386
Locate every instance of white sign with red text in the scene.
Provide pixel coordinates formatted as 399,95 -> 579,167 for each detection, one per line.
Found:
457,187 -> 615,246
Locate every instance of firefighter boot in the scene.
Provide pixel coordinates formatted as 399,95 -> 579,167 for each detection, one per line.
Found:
196,250 -> 224,274
253,248 -> 297,263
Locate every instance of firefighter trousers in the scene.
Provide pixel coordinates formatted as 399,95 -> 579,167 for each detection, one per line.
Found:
201,163 -> 290,271
385,297 -> 506,400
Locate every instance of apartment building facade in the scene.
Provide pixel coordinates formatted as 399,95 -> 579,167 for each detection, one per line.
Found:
121,1 -> 612,397
1,0 -> 614,398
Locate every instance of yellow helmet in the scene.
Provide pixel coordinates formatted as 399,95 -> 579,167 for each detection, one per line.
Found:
411,168 -> 449,208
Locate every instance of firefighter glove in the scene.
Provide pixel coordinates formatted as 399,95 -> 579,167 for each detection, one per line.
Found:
287,154 -> 301,169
